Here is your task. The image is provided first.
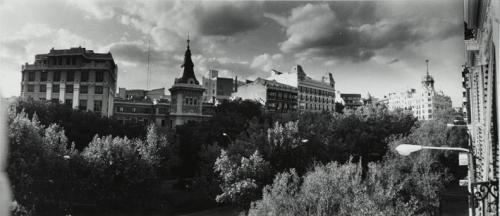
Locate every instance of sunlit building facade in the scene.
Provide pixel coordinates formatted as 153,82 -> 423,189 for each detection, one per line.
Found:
20,47 -> 117,117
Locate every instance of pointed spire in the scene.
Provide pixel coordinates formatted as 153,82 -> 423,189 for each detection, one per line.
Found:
177,34 -> 198,85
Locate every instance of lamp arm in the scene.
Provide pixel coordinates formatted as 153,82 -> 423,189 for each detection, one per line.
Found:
420,146 -> 470,153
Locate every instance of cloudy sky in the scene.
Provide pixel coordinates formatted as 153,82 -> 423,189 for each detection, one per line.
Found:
0,0 -> 465,106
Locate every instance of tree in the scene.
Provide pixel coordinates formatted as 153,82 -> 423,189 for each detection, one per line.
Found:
214,150 -> 270,209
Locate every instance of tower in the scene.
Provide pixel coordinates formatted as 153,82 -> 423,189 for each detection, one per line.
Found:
422,59 -> 435,91
168,36 -> 206,127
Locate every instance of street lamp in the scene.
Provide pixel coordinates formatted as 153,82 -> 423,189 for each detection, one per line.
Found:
395,143 -> 474,216
395,144 -> 469,156
222,132 -> 234,145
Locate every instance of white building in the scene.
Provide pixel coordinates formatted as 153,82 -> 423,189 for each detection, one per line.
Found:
386,61 -> 452,120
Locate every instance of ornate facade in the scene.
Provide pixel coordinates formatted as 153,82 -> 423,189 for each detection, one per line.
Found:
463,0 -> 500,214
269,65 -> 336,112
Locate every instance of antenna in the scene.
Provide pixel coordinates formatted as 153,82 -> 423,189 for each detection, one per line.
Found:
426,59 -> 429,76
147,39 -> 151,90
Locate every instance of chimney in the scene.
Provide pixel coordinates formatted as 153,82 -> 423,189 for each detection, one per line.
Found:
234,76 -> 238,92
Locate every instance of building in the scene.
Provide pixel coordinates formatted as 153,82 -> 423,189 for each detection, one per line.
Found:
169,38 -> 211,127
114,88 -> 170,128
463,0 -> 500,214
114,97 -> 170,128
340,93 -> 363,110
202,70 -> 237,103
118,87 -> 166,101
20,47 -> 117,117
268,65 -> 336,112
386,61 -> 452,120
231,78 -> 298,112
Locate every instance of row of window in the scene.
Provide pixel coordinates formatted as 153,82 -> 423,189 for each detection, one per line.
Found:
267,90 -> 297,100
304,103 -> 332,111
184,97 -> 199,105
299,86 -> 334,97
24,71 -> 104,82
38,98 -> 102,112
300,94 -> 334,103
26,84 -> 104,94
116,106 -> 169,114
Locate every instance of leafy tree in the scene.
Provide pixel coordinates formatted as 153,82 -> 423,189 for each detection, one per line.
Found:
214,150 -> 270,209
249,160 -> 423,216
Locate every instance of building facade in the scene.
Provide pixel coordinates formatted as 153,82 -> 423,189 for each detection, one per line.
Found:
231,78 -> 298,112
340,93 -> 363,110
269,65 -> 335,112
169,38 -> 211,127
463,0 -> 500,214
114,98 -> 170,128
202,69 -> 236,103
20,47 -> 117,117
386,61 -> 452,120
114,88 -> 170,128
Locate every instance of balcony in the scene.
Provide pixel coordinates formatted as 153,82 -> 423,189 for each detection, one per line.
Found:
465,38 -> 479,51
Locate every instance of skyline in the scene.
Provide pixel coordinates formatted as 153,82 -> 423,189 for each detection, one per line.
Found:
0,0 -> 464,106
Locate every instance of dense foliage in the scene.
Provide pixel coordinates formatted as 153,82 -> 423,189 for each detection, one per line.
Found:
12,99 -> 146,150
6,98 -> 465,215
7,109 -> 171,214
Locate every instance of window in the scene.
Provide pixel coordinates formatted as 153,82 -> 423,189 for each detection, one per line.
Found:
66,71 -> 74,82
53,71 -> 61,81
81,71 -> 89,82
79,100 -> 87,111
51,98 -> 59,104
80,85 -> 88,94
41,72 -> 47,81
65,99 -> 72,107
94,86 -> 103,94
52,84 -> 59,93
94,100 -> 102,112
28,72 -> 35,81
66,85 -> 73,93
40,85 -> 46,92
161,120 -> 166,127
95,71 -> 104,82
27,85 -> 34,92
40,98 -> 46,101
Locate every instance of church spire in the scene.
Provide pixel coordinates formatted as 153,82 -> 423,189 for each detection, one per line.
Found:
178,34 -> 198,84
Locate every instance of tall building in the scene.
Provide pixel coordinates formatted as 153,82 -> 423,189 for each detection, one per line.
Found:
169,38 -> 210,127
269,65 -> 336,112
20,47 -> 117,117
202,70 -> 236,103
386,60 -> 452,120
231,78 -> 298,112
463,0 -> 500,214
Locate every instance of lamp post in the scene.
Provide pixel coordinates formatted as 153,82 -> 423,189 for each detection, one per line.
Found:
395,143 -> 474,216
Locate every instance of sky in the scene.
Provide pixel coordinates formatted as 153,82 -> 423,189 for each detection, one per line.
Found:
0,0 -> 465,106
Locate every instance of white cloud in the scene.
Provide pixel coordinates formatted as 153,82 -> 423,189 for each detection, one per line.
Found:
250,53 -> 284,72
